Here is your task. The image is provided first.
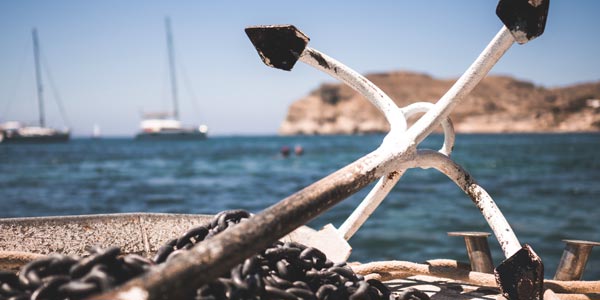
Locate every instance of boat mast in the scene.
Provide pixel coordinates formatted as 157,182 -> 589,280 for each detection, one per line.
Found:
32,28 -> 45,127
165,17 -> 179,120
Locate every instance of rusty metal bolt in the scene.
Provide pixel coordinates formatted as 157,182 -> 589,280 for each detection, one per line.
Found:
554,239 -> 600,281
448,231 -> 494,273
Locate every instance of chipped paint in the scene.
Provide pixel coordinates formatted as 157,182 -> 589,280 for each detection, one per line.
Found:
115,287 -> 148,300
496,0 -> 549,44
300,47 -> 407,133
529,0 -> 543,7
308,49 -> 329,68
411,150 -> 521,258
387,171 -> 399,181
116,287 -> 148,300
510,29 -> 529,44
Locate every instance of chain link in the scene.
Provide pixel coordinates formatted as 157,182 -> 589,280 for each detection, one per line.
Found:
0,210 -> 429,300
1,247 -> 153,300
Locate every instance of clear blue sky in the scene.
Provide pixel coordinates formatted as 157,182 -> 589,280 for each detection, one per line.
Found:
1,1 -> 599,136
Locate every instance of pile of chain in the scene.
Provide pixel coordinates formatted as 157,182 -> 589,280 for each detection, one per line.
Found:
156,210 -> 393,300
0,247 -> 152,300
1,210 -> 428,300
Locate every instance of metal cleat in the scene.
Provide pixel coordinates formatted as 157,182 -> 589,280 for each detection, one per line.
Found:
448,231 -> 494,274
553,239 -> 600,281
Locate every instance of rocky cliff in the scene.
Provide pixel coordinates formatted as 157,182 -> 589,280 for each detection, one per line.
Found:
279,71 -> 600,135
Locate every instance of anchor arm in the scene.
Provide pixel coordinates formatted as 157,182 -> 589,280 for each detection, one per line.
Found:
413,150 -> 544,300
412,149 -> 521,258
245,25 -> 407,133
299,47 -> 407,132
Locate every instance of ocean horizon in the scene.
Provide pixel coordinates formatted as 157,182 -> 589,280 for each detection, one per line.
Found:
1,133 -> 599,279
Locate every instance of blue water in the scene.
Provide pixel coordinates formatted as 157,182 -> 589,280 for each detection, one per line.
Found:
1,134 -> 599,279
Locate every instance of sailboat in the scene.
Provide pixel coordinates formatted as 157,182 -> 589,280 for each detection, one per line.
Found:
135,18 -> 208,141
0,29 -> 70,144
92,124 -> 101,139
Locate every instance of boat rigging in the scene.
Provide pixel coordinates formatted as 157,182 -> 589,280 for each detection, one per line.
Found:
0,28 -> 71,143
135,17 -> 208,141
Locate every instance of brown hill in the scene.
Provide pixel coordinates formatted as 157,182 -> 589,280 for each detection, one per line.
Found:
279,71 -> 600,135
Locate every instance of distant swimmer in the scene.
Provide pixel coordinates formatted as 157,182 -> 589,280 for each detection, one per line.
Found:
280,145 -> 291,157
294,145 -> 304,156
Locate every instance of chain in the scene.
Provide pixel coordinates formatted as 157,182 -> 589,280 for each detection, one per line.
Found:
0,210 -> 429,300
0,247 -> 153,300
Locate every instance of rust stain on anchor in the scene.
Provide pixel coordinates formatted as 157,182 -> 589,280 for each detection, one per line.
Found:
387,171 -> 400,181
309,50 -> 330,69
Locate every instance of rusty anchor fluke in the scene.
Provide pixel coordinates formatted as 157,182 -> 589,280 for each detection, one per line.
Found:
496,0 -> 550,44
495,244 -> 545,300
245,25 -> 309,71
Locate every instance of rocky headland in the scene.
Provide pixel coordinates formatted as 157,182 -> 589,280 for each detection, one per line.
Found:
279,71 -> 600,135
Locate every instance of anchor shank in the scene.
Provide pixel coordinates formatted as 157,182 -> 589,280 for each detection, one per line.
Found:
88,146 -> 406,300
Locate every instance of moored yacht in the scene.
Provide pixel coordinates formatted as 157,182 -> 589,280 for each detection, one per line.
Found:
135,17 -> 207,141
136,113 -> 207,141
0,29 -> 70,144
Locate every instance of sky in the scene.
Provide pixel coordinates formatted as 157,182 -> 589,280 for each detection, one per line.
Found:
0,1 -> 599,137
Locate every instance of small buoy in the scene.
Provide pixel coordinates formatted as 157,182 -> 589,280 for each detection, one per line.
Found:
281,146 -> 291,157
294,145 -> 304,156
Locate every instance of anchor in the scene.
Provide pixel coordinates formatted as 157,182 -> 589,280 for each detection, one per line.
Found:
81,1 -> 550,299
0,1 -> 558,299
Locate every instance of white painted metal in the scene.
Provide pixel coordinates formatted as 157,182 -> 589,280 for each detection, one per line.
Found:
75,20 -> 542,299
299,26 -> 521,255
338,169 -> 406,240
299,47 -> 407,133
400,102 -> 455,156
296,46 -> 411,242
412,150 -> 521,258
338,102 -> 455,241
407,26 -> 515,144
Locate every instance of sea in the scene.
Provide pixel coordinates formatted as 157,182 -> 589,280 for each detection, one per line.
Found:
1,133 -> 599,279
